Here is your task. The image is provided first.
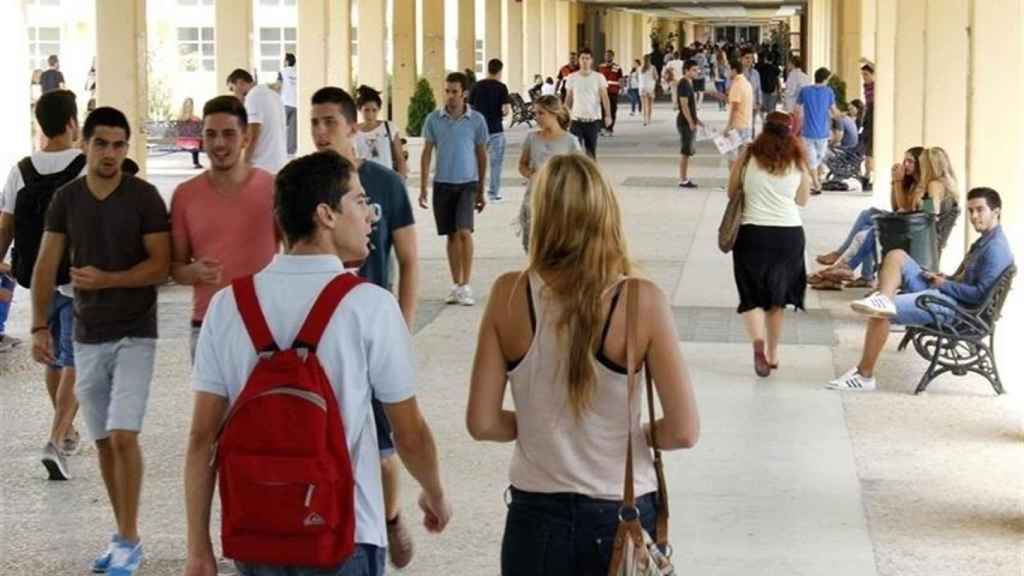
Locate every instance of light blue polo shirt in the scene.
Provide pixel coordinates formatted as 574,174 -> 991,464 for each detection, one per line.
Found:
423,106 -> 489,184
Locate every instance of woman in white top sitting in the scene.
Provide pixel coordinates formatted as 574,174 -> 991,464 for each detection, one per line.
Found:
729,111 -> 812,377
468,154 -> 700,575
354,85 -> 408,181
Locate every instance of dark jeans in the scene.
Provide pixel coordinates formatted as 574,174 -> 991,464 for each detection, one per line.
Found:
628,88 -> 640,113
501,487 -> 658,576
605,94 -> 619,132
570,120 -> 602,159
235,545 -> 385,576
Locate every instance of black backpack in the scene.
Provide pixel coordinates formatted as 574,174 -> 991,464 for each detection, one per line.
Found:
11,154 -> 85,288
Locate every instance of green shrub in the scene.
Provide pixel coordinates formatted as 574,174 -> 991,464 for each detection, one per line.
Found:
407,78 -> 436,137
828,75 -> 849,112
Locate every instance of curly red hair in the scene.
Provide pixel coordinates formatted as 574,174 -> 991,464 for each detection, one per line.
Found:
748,112 -> 806,175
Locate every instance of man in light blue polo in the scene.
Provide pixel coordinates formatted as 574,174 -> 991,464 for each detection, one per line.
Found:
418,72 -> 489,307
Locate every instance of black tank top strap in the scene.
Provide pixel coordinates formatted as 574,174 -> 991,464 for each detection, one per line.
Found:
526,275 -> 537,335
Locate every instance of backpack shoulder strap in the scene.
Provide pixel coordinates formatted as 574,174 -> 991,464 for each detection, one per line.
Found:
232,275 -> 278,354
293,273 -> 366,351
384,121 -> 392,141
61,154 -> 87,180
17,157 -> 41,185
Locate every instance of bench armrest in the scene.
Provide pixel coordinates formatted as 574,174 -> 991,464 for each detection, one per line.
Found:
914,293 -> 992,340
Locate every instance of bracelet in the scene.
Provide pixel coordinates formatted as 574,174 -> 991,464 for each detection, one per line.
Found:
31,326 -> 48,334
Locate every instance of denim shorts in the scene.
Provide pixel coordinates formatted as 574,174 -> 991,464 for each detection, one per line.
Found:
501,486 -> 659,576
235,544 -> 385,576
803,137 -> 829,169
74,337 -> 156,441
893,258 -> 957,326
48,291 -> 75,369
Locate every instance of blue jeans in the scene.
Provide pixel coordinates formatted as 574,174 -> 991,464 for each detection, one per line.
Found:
847,228 -> 878,281
235,545 -> 386,576
501,487 -> 658,576
628,88 -> 640,113
892,258 -> 957,326
838,208 -> 883,254
487,132 -> 506,199
0,274 -> 14,335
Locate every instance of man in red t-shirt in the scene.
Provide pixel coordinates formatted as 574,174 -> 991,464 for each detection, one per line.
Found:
598,49 -> 624,135
557,52 -> 579,101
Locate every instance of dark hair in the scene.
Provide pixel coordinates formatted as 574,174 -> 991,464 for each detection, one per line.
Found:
226,68 -> 254,85
274,151 -> 356,245
579,47 -> 593,57
860,63 -> 874,74
285,53 -> 296,67
684,59 -> 698,72
749,112 -> 806,175
47,54 -> 59,67
902,146 -> 926,190
814,67 -> 832,83
312,86 -> 358,125
445,72 -> 469,92
730,59 -> 744,74
606,49 -> 615,56
967,187 -> 1002,211
202,95 -> 248,128
355,85 -> 383,109
83,106 -> 131,141
740,47 -> 755,57
487,58 -> 503,75
35,89 -> 78,138
545,76 -> 554,84
789,54 -> 803,69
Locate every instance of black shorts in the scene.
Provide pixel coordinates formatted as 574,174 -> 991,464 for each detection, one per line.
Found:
693,78 -> 706,92
432,182 -> 477,236
371,397 -> 395,455
677,120 -> 696,156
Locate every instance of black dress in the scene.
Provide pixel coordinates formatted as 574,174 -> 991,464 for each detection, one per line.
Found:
732,224 -> 807,314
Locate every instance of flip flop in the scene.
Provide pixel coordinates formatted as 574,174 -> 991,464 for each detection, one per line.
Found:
811,279 -> 843,290
816,252 -> 841,266
846,277 -> 874,289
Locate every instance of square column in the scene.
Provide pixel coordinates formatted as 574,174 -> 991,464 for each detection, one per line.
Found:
485,0 -> 502,61
358,0 -> 388,111
215,0 -> 253,92
633,14 -> 645,60
524,0 -> 543,83
297,0 -> 351,155
422,0 -> 446,104
457,0 -> 476,72
95,0 -> 148,176
4,0 -> 31,165
504,0 -> 524,94
393,0 -> 416,133
542,0 -> 557,77
556,0 -> 571,69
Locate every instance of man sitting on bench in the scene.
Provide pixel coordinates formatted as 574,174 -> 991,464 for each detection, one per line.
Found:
828,187 -> 1014,391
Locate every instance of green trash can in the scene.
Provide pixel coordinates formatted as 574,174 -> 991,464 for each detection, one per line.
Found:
873,211 -> 939,271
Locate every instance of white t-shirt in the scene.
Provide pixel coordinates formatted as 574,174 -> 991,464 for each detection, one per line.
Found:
192,255 -> 416,548
541,82 -> 557,96
354,122 -> 398,171
245,84 -> 288,173
279,66 -> 298,108
566,71 -> 608,121
2,149 -> 85,296
664,59 -> 684,87
741,159 -> 804,227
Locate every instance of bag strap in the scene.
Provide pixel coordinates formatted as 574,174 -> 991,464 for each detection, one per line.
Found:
293,273 -> 366,351
622,279 -> 639,509
232,276 -> 278,354
17,157 -> 42,185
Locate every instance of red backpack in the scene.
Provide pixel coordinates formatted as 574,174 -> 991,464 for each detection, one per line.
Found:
216,273 -> 365,568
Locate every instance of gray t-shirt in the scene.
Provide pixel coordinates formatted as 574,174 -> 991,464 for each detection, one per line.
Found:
523,131 -> 583,172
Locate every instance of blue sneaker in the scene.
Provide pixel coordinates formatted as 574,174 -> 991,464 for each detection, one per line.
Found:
108,540 -> 143,576
91,535 -> 120,573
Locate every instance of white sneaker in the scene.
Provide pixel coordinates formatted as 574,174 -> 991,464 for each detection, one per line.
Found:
851,292 -> 897,318
445,285 -> 460,305
456,285 -> 476,306
826,367 -> 877,391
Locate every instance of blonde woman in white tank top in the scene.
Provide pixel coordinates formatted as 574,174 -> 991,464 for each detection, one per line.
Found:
467,154 -> 700,576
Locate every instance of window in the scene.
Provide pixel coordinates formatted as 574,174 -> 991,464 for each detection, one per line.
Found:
475,39 -> 484,74
177,0 -> 214,5
27,27 -> 61,70
178,27 -> 215,72
259,0 -> 296,5
259,27 -> 296,74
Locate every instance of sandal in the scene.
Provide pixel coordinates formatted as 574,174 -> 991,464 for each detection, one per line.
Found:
845,277 -> 875,289
821,265 -> 855,282
811,279 -> 843,290
815,252 -> 841,266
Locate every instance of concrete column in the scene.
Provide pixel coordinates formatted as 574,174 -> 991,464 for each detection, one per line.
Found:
633,14 -> 645,60
684,21 -> 695,46
457,0 -> 476,72
860,0 -> 876,64
870,0 -> 896,209
892,0 -> 925,157
542,0 -> 558,77
297,0 -> 351,154
358,0 -> 387,110
556,0 -> 571,69
422,0 -> 445,104
838,0 -> 865,100
806,0 -> 833,71
524,0 -> 542,84
95,0 -> 148,176
505,0 -> 524,93
569,1 -> 579,52
393,0 -> 416,133
485,0 -> 502,61
4,0 -> 31,165
215,0 -> 253,91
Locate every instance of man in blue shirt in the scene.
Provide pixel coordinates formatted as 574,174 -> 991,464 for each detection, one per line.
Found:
797,67 -> 841,192
419,72 -> 489,306
829,188 -> 1015,391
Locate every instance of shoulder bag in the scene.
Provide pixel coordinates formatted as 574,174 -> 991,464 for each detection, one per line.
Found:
717,151 -> 750,253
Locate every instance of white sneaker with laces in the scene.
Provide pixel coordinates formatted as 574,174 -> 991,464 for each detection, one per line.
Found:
827,368 -> 877,391
445,285 -> 460,305
457,285 -> 476,306
851,292 -> 897,318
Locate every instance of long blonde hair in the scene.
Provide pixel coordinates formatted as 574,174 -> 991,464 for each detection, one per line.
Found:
178,97 -> 195,121
526,154 -> 632,417
532,95 -> 571,130
926,147 -> 959,206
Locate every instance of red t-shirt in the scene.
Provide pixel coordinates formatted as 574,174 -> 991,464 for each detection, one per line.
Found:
170,168 -> 279,322
598,63 -> 624,95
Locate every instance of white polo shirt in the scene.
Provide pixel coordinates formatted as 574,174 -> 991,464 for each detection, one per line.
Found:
245,84 -> 288,173
191,254 -> 416,548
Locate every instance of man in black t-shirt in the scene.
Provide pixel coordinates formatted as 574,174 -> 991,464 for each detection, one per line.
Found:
39,55 -> 66,94
468,59 -> 511,202
677,60 -> 702,189
755,59 -> 781,114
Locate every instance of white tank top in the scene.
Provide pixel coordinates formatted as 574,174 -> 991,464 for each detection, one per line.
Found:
354,122 -> 395,170
741,158 -> 804,227
507,272 -> 658,500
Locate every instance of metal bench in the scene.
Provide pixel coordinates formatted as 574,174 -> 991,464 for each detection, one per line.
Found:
509,93 -> 535,128
897,264 -> 1016,394
144,120 -> 202,155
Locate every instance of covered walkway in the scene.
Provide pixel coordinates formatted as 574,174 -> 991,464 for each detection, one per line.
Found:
2,102 -> 1021,575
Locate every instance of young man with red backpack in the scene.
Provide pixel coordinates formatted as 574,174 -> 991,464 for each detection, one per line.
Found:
184,151 -> 451,576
